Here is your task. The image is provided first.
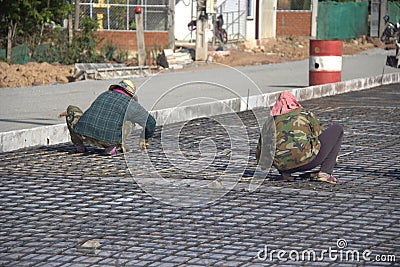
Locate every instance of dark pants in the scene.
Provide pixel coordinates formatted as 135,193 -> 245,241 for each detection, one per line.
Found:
283,124 -> 344,175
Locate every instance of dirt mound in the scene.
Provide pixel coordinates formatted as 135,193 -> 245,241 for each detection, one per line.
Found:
214,37 -> 378,66
0,62 -> 74,88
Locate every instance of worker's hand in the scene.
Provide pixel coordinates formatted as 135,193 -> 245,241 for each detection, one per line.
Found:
58,111 -> 67,118
139,139 -> 150,149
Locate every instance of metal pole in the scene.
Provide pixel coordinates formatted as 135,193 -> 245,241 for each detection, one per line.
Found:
212,14 -> 216,46
135,9 -> 146,66
195,0 -> 208,61
238,0 -> 240,42
168,0 -> 176,49
126,0 -> 129,30
74,0 -> 80,31
379,0 -> 388,38
68,0 -> 73,44
90,0 -> 93,18
191,0 -> 193,42
311,0 -> 318,39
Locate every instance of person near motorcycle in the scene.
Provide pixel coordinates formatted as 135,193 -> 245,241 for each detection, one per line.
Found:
381,15 -> 400,68
216,14 -> 225,43
380,15 -> 400,43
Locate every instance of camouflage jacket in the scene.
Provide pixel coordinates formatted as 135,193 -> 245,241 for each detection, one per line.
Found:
257,108 -> 323,172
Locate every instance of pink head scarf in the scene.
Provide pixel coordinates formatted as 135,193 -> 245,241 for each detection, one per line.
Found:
112,88 -> 139,102
270,92 -> 302,116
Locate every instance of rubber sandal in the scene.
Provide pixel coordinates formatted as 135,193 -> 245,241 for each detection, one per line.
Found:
316,172 -> 339,184
76,145 -> 86,153
104,146 -> 117,156
299,170 -> 319,179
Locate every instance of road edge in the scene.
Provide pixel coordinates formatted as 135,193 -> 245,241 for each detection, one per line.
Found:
1,72 -> 398,153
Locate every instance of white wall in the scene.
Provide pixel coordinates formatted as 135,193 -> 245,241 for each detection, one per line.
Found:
259,0 -> 276,39
246,0 -> 256,41
175,0 -> 197,41
218,0 -> 247,41
174,0 -> 248,42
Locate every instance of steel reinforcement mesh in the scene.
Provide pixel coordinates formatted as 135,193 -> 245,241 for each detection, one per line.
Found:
0,84 -> 399,266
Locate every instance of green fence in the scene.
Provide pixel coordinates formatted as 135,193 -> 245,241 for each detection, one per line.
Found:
317,1 -> 368,40
0,44 -> 30,65
0,44 -> 61,65
388,1 -> 400,24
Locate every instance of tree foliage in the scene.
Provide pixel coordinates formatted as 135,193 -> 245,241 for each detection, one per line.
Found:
0,0 -> 70,36
0,0 -> 71,63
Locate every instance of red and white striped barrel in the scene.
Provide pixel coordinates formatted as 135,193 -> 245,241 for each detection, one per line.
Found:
309,40 -> 343,86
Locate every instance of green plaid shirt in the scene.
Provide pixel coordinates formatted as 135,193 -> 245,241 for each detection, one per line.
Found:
74,91 -> 155,143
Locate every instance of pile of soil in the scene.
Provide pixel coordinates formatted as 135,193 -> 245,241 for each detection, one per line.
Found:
0,37 -> 381,89
0,62 -> 75,88
214,37 -> 378,66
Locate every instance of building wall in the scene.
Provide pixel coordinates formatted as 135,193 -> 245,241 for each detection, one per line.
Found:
174,0 -> 248,42
276,11 -> 311,37
96,31 -> 169,51
246,0 -> 256,41
259,0 -> 277,39
175,0 -> 197,41
218,0 -> 247,41
93,10 -> 311,50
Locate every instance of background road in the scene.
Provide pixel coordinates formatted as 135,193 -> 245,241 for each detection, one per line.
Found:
0,48 -> 398,132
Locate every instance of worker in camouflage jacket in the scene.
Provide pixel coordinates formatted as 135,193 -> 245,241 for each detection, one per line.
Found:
63,80 -> 156,156
256,92 -> 343,184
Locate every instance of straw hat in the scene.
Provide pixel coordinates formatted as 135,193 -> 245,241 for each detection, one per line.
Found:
109,80 -> 137,97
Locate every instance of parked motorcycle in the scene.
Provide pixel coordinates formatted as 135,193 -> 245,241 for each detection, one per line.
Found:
187,16 -> 228,44
381,15 -> 400,68
380,15 -> 400,43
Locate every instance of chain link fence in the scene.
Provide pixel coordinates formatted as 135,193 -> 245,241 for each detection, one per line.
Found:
278,0 -> 311,11
78,0 -> 170,31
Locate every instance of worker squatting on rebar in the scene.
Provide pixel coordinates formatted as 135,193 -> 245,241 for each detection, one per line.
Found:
256,92 -> 343,184
60,80 -> 156,156
59,80 -> 342,184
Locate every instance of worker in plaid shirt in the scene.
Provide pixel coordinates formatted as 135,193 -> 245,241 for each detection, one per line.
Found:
63,80 -> 156,156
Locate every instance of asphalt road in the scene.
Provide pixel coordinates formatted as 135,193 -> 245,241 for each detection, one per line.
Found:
0,48 -> 398,132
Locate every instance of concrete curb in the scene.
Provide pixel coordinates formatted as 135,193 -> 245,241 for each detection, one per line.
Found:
1,72 -> 399,153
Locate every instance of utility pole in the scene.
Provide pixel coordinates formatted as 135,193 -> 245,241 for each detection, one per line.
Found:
168,0 -> 175,49
74,0 -> 80,32
379,0 -> 388,38
68,0 -> 73,45
135,7 -> 146,66
195,0 -> 208,61
311,0 -> 318,39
